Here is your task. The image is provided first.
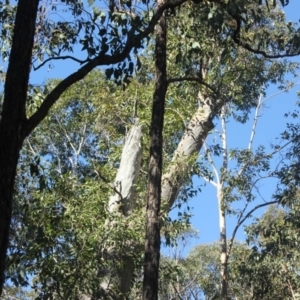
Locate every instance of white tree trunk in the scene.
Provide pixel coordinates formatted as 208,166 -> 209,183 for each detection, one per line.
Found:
162,94 -> 222,210
100,94 -> 223,298
219,107 -> 228,299
218,184 -> 228,300
99,120 -> 143,298
108,119 -> 143,215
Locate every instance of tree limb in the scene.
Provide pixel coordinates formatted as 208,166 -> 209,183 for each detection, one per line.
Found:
227,199 -> 279,258
168,77 -> 218,95
23,0 -> 192,137
33,56 -> 90,71
229,10 -> 300,58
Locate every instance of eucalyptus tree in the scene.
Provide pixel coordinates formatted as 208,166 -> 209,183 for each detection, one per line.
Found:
0,0 -> 192,294
108,2 -> 300,295
230,204 -> 300,300
7,6 -> 300,300
231,115 -> 300,299
158,242 -> 254,300
150,4 -> 300,297
158,217 -> 300,300
0,0 -> 299,298
197,87 -> 300,299
7,71 -> 152,299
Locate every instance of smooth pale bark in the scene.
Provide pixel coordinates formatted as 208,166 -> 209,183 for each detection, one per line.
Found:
104,120 -> 143,297
96,93 -> 224,299
143,4 -> 167,299
219,107 -> 228,300
79,124 -> 143,299
162,95 -> 223,210
102,95 -> 223,298
0,0 -> 191,296
0,0 -> 39,294
218,185 -> 228,300
108,119 -> 143,215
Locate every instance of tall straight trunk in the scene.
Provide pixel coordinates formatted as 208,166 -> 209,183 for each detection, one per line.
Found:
99,96 -> 220,299
219,107 -> 228,300
108,119 -> 143,216
218,186 -> 228,300
143,4 -> 167,300
0,0 -> 39,294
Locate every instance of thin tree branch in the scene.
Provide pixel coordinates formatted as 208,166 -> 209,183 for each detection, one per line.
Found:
26,138 -> 38,156
94,170 -> 125,202
287,279 -> 297,300
229,11 -> 300,58
33,55 -> 89,71
248,94 -> 263,152
227,199 -> 279,258
248,83 -> 300,152
165,107 -> 187,128
221,106 -> 228,175
263,82 -> 300,102
171,283 -> 183,300
77,124 -> 88,156
23,0 -> 192,138
54,115 -> 78,155
167,77 -> 218,95
203,141 -> 219,186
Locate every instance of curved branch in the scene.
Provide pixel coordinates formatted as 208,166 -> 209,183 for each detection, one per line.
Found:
33,55 -> 89,71
227,199 -> 279,259
23,0 -> 191,137
229,11 -> 300,58
167,77 -> 218,95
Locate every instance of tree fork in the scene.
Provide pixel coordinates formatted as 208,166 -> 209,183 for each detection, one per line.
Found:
143,3 -> 167,300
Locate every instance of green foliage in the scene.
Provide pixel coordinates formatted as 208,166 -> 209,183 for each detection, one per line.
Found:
167,2 -> 298,123
158,242 -> 254,300
232,204 -> 300,299
3,0 -> 300,298
8,70 -> 150,298
2,284 -> 37,300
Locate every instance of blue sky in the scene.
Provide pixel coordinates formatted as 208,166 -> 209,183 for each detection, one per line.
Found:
171,1 -> 300,254
181,84 -> 300,249
27,1 -> 300,255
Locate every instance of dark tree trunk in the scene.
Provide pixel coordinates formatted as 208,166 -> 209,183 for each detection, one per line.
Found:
0,0 -> 39,294
142,4 -> 167,300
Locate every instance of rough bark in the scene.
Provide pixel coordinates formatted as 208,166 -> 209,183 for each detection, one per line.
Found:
143,5 -> 167,300
0,0 -> 39,294
0,0 -> 193,296
161,95 -> 223,210
0,0 -> 190,294
103,95 -> 223,297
